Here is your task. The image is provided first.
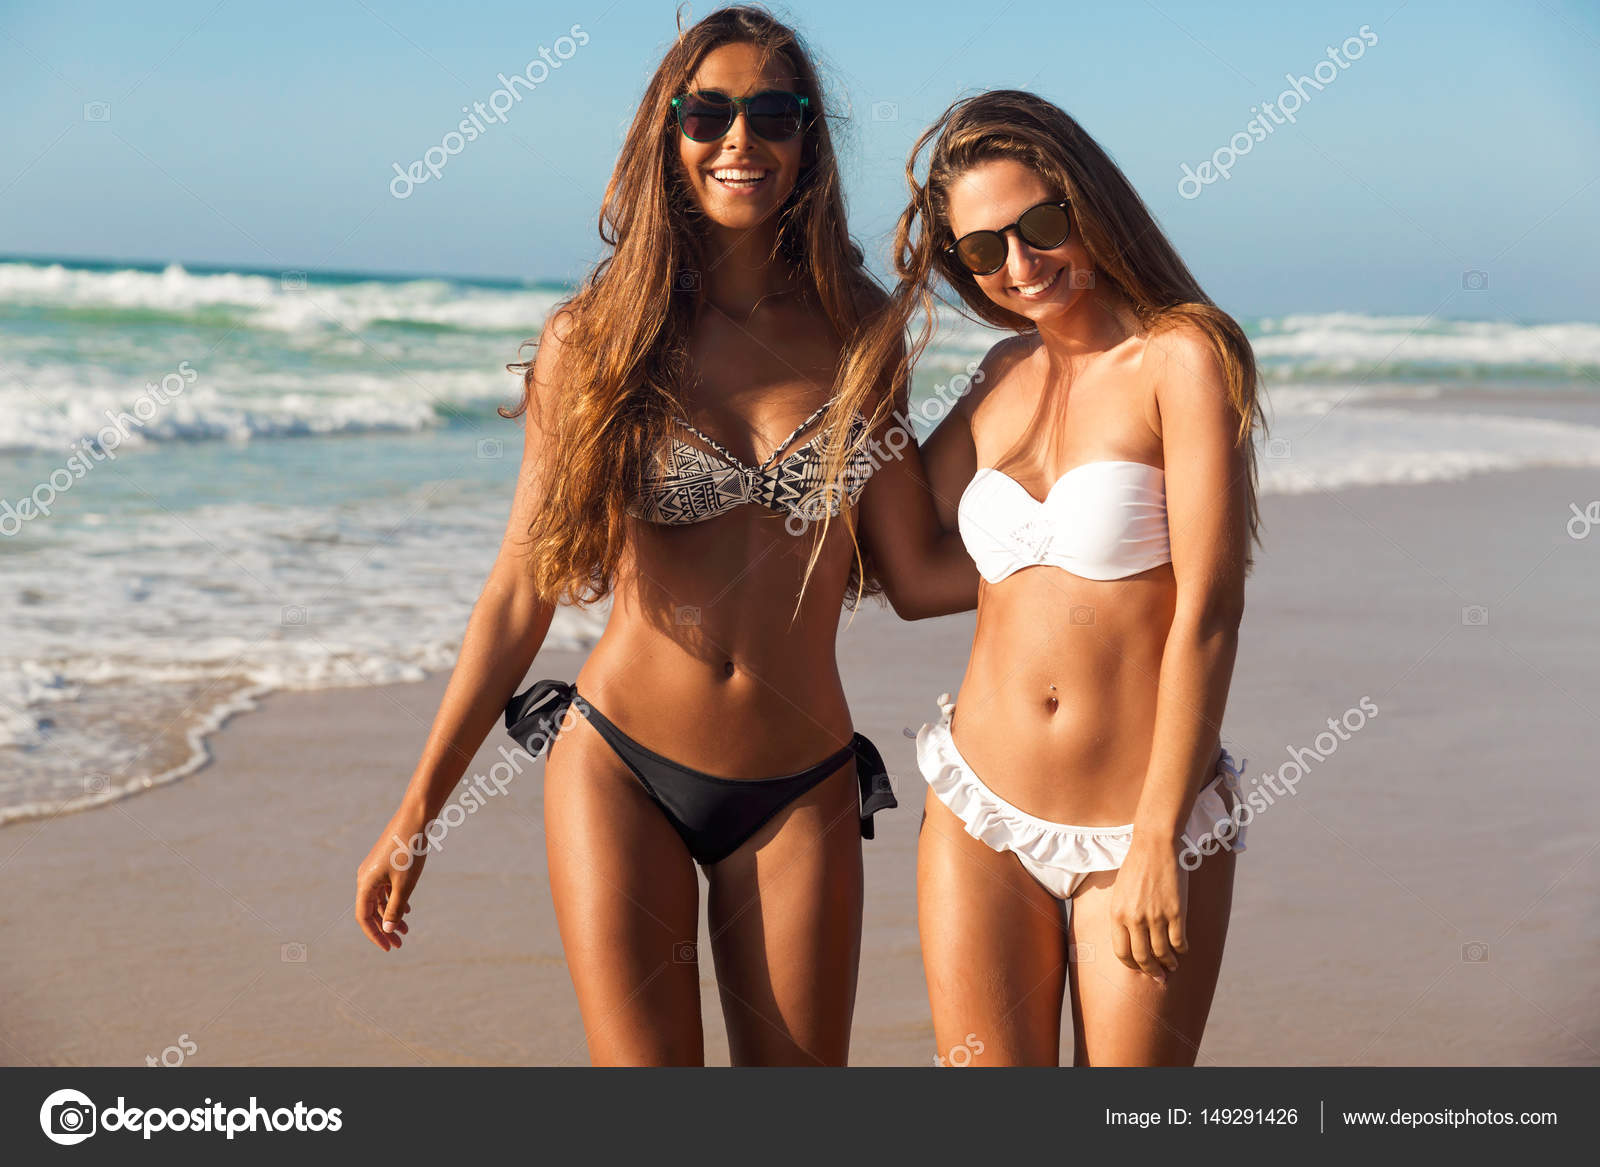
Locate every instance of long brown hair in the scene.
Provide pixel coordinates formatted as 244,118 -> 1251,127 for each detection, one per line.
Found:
838,89 -> 1265,571
502,4 -> 883,605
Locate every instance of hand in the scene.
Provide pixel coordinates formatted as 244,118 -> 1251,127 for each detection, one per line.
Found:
1108,834 -> 1188,985
354,805 -> 429,952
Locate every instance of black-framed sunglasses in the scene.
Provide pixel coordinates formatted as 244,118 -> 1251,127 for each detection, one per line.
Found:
945,199 -> 1072,276
671,89 -> 809,143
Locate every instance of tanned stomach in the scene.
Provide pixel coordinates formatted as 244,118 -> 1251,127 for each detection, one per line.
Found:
572,511 -> 859,776
949,564 -> 1179,826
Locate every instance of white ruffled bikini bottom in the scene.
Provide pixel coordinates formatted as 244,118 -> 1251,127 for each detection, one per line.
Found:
915,694 -> 1248,901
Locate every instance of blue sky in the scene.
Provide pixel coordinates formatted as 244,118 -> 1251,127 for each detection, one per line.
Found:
3,0 -> 1597,318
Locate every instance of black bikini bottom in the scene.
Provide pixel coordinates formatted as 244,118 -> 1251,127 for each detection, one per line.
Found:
504,679 -> 897,866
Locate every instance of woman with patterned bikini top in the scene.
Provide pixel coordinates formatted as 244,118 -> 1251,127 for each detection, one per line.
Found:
353,8 -> 978,1066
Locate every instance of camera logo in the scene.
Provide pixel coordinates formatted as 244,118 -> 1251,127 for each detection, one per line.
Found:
40,1088 -> 97,1145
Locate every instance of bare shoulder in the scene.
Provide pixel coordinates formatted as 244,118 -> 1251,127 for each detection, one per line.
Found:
959,333 -> 1039,426
519,307 -> 580,438
981,331 -> 1040,379
1139,318 -> 1242,447
1140,320 -> 1228,399
537,306 -> 578,363
532,308 -> 582,386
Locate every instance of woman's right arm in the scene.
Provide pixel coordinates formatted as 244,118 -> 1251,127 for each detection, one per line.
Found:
354,312 -> 568,951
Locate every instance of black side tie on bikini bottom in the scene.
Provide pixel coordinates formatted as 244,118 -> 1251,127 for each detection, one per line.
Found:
504,679 -> 897,865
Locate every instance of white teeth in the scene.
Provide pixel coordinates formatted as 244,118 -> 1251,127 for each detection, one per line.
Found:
712,168 -> 768,183
1016,268 -> 1062,296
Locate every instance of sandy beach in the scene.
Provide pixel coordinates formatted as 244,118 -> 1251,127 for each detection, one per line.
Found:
4,467 -> 1597,1067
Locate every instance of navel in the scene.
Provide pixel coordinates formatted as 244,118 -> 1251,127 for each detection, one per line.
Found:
1044,682 -> 1059,714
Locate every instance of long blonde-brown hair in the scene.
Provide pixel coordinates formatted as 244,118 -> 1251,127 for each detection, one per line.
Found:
835,89 -> 1265,571
502,5 -> 885,605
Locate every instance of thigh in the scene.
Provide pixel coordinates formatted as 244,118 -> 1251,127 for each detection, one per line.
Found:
704,762 -> 863,1066
1066,845 -> 1236,1066
543,717 -> 704,1066
917,787 -> 1070,1067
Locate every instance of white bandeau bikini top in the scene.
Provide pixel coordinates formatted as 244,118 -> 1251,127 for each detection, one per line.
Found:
957,460 -> 1171,584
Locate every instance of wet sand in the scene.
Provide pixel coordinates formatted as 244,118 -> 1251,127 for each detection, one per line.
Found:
3,468 -> 1597,1066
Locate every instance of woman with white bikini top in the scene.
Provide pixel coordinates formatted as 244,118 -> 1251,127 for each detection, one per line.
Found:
921,461 -> 1246,899
853,89 -> 1264,1066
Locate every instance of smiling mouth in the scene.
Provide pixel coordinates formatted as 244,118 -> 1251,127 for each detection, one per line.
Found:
1012,267 -> 1063,298
709,167 -> 772,192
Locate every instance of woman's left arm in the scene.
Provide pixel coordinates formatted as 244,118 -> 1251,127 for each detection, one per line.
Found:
1111,325 -> 1250,984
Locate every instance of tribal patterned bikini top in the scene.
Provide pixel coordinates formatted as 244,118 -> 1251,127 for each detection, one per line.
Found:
630,396 -> 877,527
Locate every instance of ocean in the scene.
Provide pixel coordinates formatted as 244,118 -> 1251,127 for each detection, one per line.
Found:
3,255 -> 1599,824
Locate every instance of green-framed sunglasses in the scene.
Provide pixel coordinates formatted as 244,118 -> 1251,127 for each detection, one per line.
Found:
671,89 -> 810,143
